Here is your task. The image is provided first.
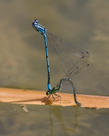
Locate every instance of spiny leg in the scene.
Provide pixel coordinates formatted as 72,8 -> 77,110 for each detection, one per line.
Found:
60,78 -> 81,106
43,93 -> 60,103
54,93 -> 61,101
52,95 -> 55,102
43,95 -> 55,104
49,94 -> 61,105
51,94 -> 61,103
54,93 -> 61,105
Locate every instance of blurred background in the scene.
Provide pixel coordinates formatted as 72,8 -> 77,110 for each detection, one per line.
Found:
0,1 -> 109,136
0,0 -> 109,96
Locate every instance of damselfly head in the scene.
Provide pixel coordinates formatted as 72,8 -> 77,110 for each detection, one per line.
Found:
32,19 -> 39,30
32,19 -> 38,25
32,19 -> 47,34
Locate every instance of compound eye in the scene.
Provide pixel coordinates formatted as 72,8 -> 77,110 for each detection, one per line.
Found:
36,19 -> 38,22
34,19 -> 38,24
32,19 -> 38,25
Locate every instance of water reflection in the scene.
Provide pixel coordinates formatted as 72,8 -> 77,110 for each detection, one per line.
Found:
49,106 -> 79,135
0,103 -> 109,136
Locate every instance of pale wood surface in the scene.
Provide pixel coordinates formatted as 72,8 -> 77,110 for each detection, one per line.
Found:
0,88 -> 109,108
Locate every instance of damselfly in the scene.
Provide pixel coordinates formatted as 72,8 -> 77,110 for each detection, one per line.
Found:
32,19 -> 90,106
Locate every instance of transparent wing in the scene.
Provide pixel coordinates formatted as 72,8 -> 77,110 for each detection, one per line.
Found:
47,31 -> 90,80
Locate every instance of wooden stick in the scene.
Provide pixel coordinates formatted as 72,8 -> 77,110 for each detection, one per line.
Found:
0,88 -> 109,108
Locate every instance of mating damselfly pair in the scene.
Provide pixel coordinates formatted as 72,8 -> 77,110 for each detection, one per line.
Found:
32,19 -> 90,106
